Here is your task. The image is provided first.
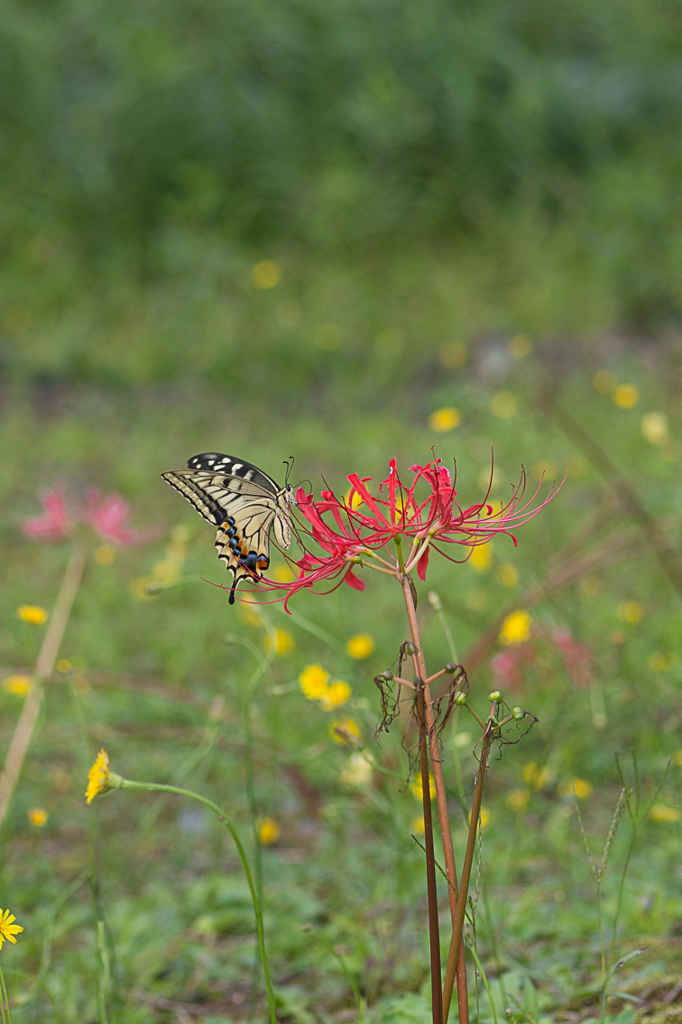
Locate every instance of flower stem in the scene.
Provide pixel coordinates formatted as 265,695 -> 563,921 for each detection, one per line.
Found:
119,779 -> 277,1024
442,712 -> 494,1020
417,682 -> 443,1024
400,576 -> 469,1024
0,540 -> 87,829
0,968 -> 12,1024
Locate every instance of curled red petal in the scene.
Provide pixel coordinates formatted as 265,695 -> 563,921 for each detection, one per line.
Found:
417,545 -> 430,581
344,565 -> 366,591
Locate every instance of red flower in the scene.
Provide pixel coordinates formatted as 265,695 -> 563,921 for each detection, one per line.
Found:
240,457 -> 559,609
22,487 -> 158,546
22,490 -> 72,542
85,490 -> 158,545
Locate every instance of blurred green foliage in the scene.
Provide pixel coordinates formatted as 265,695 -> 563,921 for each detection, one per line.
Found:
2,0 -> 682,357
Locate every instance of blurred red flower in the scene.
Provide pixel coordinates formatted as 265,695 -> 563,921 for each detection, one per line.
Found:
23,488 -> 158,546
85,490 -> 158,545
22,490 -> 72,542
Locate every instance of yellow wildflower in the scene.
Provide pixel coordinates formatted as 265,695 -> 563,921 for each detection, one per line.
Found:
497,564 -> 518,589
428,407 -> 461,433
345,634 -> 375,660
508,334 -> 533,360
490,392 -> 517,418
439,342 -> 468,369
56,659 -> 72,674
618,601 -> 644,624
558,778 -> 593,799
0,909 -> 23,950
649,804 -> 680,823
299,664 -> 330,700
523,763 -> 550,790
641,411 -> 669,447
152,559 -> 181,583
94,544 -> 117,566
17,605 -> 48,625
251,260 -> 281,289
330,718 -> 361,745
507,790 -> 529,812
469,543 -> 492,572
264,628 -> 295,656
674,750 -> 682,767
411,815 -> 426,835
272,563 -> 297,582
28,808 -> 48,827
131,577 -> 156,600
532,459 -> 557,483
257,818 -> 281,844
499,610 -> 531,646
85,749 -> 111,804
410,774 -> 436,802
648,652 -> 677,672
469,807 -> 492,829
319,680 -> 352,710
593,370 -> 617,394
343,488 -> 364,511
2,675 -> 33,697
613,384 -> 639,409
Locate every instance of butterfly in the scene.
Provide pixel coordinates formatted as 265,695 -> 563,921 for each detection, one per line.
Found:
162,453 -> 295,604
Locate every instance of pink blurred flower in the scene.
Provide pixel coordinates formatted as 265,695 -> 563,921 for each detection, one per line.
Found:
22,490 -> 72,542
491,622 -> 592,691
552,626 -> 592,690
22,487 -> 158,546
240,456 -> 559,609
85,490 -> 158,545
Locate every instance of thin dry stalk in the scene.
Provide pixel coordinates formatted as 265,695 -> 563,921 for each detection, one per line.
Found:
0,542 -> 87,828
401,576 -> 469,1023
442,708 -> 494,1020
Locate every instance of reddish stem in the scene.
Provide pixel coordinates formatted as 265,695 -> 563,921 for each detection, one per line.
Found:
418,684 -> 444,1024
401,575 -> 469,1024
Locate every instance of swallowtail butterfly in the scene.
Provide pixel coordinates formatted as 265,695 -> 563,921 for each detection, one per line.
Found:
162,453 -> 295,603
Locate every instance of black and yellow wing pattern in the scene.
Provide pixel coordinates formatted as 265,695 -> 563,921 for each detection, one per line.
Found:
162,452 -> 294,603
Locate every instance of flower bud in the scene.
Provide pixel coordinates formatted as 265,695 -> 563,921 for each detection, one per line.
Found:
488,690 -> 502,703
446,663 -> 458,673
490,717 -> 499,728
512,707 -> 524,721
404,642 -> 417,656
377,671 -> 393,682
454,692 -> 468,706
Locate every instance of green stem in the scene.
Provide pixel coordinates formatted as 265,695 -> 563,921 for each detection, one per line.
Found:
598,884 -> 606,1024
96,919 -> 111,1024
119,779 -> 277,1024
0,967 -> 10,1024
467,941 -> 498,1024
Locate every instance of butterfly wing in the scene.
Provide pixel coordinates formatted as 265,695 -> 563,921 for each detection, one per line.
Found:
162,452 -> 292,604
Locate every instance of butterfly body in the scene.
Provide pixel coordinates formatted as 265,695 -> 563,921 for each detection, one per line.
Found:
162,453 -> 294,603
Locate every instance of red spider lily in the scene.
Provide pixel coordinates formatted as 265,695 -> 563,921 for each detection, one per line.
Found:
238,457 -> 560,609
85,489 -> 159,545
22,487 -> 158,546
22,490 -> 72,542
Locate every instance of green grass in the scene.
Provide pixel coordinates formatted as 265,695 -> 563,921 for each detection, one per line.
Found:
1,322 -> 682,1022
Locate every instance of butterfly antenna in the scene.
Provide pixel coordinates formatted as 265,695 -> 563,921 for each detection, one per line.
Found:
283,456 -> 295,486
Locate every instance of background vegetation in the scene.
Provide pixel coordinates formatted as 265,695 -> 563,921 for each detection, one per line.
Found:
1,0 -> 682,1020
